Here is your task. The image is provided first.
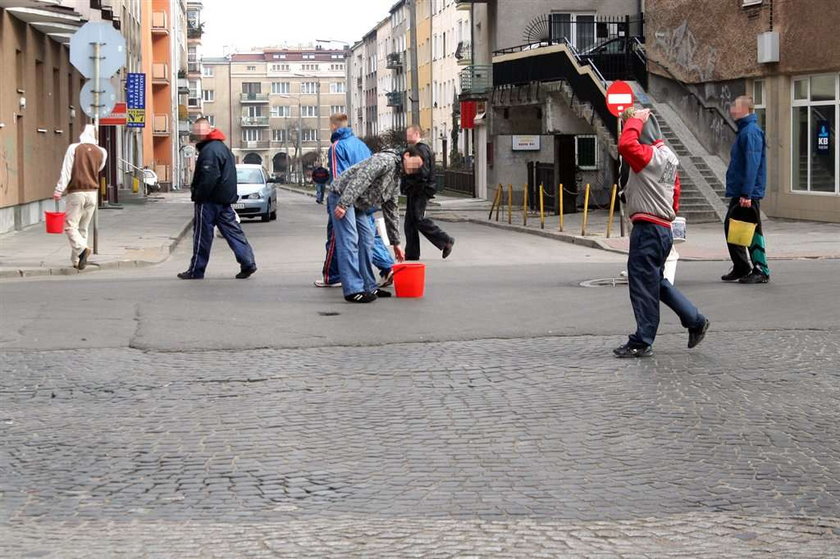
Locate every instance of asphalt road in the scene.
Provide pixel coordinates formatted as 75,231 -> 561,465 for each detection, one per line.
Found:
2,190 -> 839,557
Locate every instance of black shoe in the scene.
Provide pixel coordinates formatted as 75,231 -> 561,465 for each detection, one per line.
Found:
442,237 -> 455,259
688,318 -> 710,349
721,268 -> 750,282
236,265 -> 257,279
739,271 -> 769,284
373,289 -> 392,298
77,248 -> 91,270
613,343 -> 653,358
177,271 -> 203,280
345,291 -> 377,303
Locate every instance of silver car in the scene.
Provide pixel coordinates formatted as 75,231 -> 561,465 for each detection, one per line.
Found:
232,164 -> 277,222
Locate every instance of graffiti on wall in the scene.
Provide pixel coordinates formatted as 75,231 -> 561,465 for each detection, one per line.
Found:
654,21 -> 720,82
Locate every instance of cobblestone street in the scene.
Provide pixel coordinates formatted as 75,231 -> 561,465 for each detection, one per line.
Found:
3,331 -> 840,557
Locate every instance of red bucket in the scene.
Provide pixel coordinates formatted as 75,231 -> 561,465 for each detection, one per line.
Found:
393,262 -> 426,298
45,211 -> 66,234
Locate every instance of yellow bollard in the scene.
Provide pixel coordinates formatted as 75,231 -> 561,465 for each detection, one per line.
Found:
495,185 -> 502,221
489,184 -> 501,220
606,184 -> 618,238
523,184 -> 528,226
508,184 -> 513,225
581,183 -> 591,236
100,176 -> 107,198
558,183 -> 564,232
539,183 -> 545,230
132,176 -> 140,194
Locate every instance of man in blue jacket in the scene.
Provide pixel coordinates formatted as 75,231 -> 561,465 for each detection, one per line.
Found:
178,118 -> 256,280
314,113 -> 372,287
722,95 -> 769,284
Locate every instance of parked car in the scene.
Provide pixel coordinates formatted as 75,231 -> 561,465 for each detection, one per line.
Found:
233,164 -> 277,222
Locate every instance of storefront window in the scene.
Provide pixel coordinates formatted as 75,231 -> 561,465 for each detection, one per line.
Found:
791,73 -> 839,194
753,80 -> 766,130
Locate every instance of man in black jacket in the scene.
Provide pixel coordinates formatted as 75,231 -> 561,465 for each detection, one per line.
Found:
402,124 -> 454,261
178,118 -> 257,280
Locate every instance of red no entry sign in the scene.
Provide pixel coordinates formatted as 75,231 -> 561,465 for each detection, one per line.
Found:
606,81 -> 634,117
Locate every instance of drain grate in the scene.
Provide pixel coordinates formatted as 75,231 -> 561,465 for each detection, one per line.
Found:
579,277 -> 629,288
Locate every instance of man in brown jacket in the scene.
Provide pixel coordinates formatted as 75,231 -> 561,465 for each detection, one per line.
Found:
53,125 -> 107,270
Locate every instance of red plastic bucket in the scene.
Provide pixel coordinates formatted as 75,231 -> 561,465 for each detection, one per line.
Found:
45,211 -> 66,234
392,262 -> 426,298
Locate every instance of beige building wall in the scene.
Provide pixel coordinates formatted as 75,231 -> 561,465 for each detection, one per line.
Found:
431,0 -> 469,162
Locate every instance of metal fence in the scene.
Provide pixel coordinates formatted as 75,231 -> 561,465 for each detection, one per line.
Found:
435,169 -> 475,197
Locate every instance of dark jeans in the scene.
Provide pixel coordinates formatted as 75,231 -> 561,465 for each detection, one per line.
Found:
315,182 -> 326,203
187,202 -> 255,277
627,221 -> 705,348
724,198 -> 770,277
404,192 -> 451,261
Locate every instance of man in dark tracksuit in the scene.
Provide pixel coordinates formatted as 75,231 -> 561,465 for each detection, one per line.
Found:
178,118 -> 256,280
614,108 -> 709,358
403,125 -> 454,261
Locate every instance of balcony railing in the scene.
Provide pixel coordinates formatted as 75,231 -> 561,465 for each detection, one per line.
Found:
455,41 -> 472,65
151,11 -> 167,33
187,62 -> 200,75
456,0 -> 488,10
459,65 -> 491,97
386,90 -> 404,108
240,92 -> 269,103
152,63 -> 169,84
188,97 -> 201,109
241,140 -> 270,149
187,25 -> 203,39
241,116 -> 270,127
386,52 -> 403,70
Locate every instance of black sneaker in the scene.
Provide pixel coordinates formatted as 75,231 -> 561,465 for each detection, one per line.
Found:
77,248 -> 91,270
688,318 -> 710,349
344,292 -> 377,303
442,237 -> 455,259
613,343 -> 653,358
177,271 -> 203,280
721,268 -> 750,282
373,289 -> 392,298
236,265 -> 257,279
738,271 -> 769,284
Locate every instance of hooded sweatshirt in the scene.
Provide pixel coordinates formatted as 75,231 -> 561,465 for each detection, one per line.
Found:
618,114 -> 681,228
54,125 -> 107,195
328,127 -> 372,179
191,128 -> 238,204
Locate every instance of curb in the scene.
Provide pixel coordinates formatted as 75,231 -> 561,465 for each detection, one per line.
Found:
0,218 -> 194,280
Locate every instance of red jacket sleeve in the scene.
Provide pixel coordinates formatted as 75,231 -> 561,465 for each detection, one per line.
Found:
672,172 -> 681,214
618,118 -> 653,173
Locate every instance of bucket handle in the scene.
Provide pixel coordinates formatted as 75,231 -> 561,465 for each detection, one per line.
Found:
54,199 -> 60,213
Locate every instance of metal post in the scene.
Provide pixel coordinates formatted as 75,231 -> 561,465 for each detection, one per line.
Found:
316,80 -> 322,161
92,41 -> 101,254
618,116 -> 626,237
522,184 -> 528,226
581,183 -> 591,236
297,101 -> 303,186
539,183 -> 545,230
507,184 -> 513,225
558,183 -> 564,232
607,184 -> 617,238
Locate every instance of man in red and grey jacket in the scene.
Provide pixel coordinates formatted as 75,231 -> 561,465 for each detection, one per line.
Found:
613,108 -> 709,358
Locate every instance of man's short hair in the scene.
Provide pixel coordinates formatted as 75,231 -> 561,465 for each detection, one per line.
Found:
330,113 -> 349,126
407,124 -> 424,136
404,145 -> 423,158
734,95 -> 755,113
193,117 -> 210,126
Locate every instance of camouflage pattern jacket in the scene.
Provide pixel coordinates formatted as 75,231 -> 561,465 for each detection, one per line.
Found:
331,151 -> 402,245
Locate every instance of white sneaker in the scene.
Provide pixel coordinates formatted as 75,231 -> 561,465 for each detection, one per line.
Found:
313,279 -> 342,288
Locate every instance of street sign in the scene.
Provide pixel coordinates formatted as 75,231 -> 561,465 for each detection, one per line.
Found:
606,80 -> 634,117
69,22 -> 126,79
101,102 -> 127,126
126,73 -> 146,128
80,79 -> 117,119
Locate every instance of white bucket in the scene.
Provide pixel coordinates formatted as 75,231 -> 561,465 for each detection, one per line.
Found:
664,247 -> 679,285
672,217 -> 686,244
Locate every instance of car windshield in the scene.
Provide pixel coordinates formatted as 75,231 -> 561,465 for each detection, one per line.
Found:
237,168 -> 264,184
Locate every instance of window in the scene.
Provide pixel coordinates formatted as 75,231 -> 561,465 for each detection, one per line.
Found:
792,74 -> 839,194
272,129 -> 286,142
301,128 -> 318,142
550,13 -> 596,51
242,128 -> 261,142
330,105 -> 346,114
301,82 -> 318,94
303,54 -> 315,60
202,66 -> 214,77
205,115 -> 215,126
245,105 -> 262,117
272,54 -> 287,59
302,64 -> 320,71
331,54 -> 344,59
330,63 -> 345,71
271,105 -> 291,117
330,82 -> 346,93
753,80 -> 766,130
247,65 -> 257,71
271,63 -> 290,72
576,136 -> 598,169
271,81 -> 290,94
301,106 -> 318,117
202,89 -> 215,102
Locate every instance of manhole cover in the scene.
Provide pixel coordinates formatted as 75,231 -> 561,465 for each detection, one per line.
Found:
579,277 -> 628,288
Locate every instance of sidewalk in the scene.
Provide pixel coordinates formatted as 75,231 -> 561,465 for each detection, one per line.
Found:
0,191 -> 193,279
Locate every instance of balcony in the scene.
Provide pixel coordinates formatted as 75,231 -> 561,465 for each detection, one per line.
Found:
151,11 -> 168,34
386,90 -> 404,108
459,64 -> 491,98
456,0 -> 489,10
178,120 -> 191,136
153,114 -> 169,135
188,97 -> 201,109
152,63 -> 169,85
241,116 -> 269,127
241,140 -> 270,149
187,62 -> 200,75
386,52 -> 403,70
455,41 -> 472,66
240,92 -> 269,103
187,23 -> 203,40
177,78 -> 190,95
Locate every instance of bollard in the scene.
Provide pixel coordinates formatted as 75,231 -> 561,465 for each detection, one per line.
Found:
558,183 -> 564,232
606,184 -> 617,239
522,184 -> 528,226
581,183 -> 591,236
489,184 -> 502,221
132,176 -> 140,194
539,183 -> 545,230
508,184 -> 513,225
495,185 -> 502,221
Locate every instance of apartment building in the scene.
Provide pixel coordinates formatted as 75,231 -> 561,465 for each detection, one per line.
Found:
200,48 -> 348,178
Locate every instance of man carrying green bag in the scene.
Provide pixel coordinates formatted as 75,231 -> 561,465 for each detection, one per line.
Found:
722,95 -> 770,284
